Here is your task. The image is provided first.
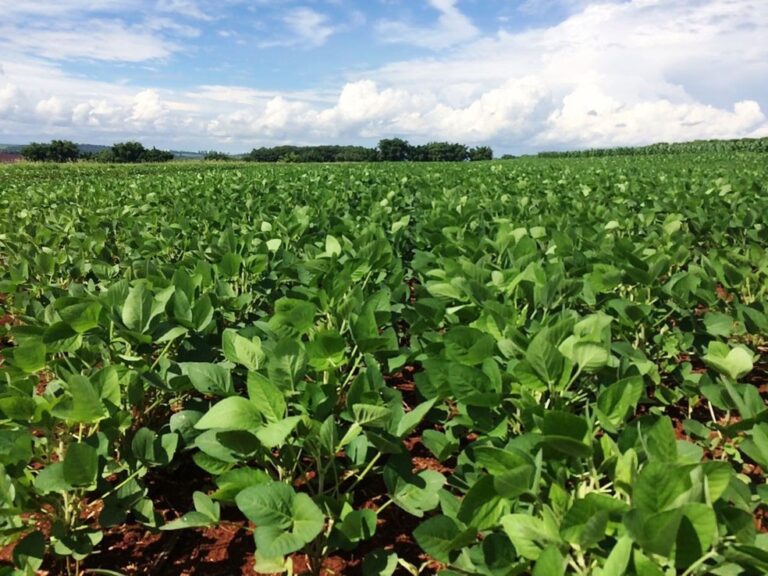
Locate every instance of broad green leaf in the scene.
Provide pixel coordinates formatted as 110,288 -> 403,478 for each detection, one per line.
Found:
457,475 -> 505,530
58,300 -> 102,333
269,298 -> 316,336
501,514 -> 561,560
34,462 -> 72,494
121,282 -> 154,333
353,404 -> 393,428
307,330 -> 347,370
212,468 -> 270,501
12,531 -> 45,572
193,491 -> 221,521
195,397 -> 261,431
255,416 -> 302,449
675,503 -> 717,569
236,482 -> 324,558
131,428 -> 178,467
596,377 -> 644,432
703,343 -> 754,380
388,469 -> 444,517
247,372 -> 287,423
52,374 -> 108,424
632,461 -> 690,513
526,329 -> 565,386
7,341 -> 46,374
421,430 -> 458,461
572,341 -> 612,372
160,511 -> 215,530
337,509 -> 377,543
325,234 -> 342,257
533,545 -> 566,576
602,535 -> 633,576
395,399 -> 436,438
223,329 -> 265,371
267,338 -> 307,388
443,327 -> 496,366
493,465 -> 535,499
412,515 -> 476,564
63,442 -> 98,487
363,550 -> 398,576
179,362 -> 234,396
644,416 -> 677,462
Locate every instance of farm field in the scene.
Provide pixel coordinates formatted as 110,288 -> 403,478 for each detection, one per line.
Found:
0,156 -> 767,576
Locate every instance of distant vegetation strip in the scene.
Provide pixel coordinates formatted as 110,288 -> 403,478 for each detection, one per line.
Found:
12,138 -> 494,164
534,136 -> 768,157
4,136 -> 767,164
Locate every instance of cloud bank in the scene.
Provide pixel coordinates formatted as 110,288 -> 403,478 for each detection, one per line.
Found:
0,0 -> 766,152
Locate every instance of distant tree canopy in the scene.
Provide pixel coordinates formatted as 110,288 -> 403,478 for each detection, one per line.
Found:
246,145 -> 379,163
98,142 -> 174,163
537,137 -> 768,157
22,140 -> 80,163
203,151 -> 234,161
469,146 -> 494,161
377,138 -> 411,162
20,140 -> 175,163
246,139 -> 493,163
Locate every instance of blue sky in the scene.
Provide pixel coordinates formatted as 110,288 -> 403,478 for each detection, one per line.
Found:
0,0 -> 766,153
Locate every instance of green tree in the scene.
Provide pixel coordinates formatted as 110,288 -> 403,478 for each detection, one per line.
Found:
21,142 -> 51,162
378,138 -> 411,161
21,140 -> 80,162
98,142 -> 174,163
109,141 -> 148,163
469,146 -> 493,161
143,147 -> 174,162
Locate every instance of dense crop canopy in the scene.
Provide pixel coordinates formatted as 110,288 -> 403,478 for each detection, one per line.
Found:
0,155 -> 767,575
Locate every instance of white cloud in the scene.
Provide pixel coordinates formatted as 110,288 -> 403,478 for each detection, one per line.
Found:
0,0 -> 209,63
377,0 -> 479,49
35,96 -> 68,123
541,86 -> 766,147
0,84 -> 23,116
0,1 -> 141,18
157,0 -> 214,21
0,20 -> 180,62
130,89 -> 166,125
0,0 -> 766,152
258,7 -> 337,48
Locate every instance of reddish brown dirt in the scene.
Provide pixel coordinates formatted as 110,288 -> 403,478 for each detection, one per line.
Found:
84,520 -> 255,575
754,506 -> 768,534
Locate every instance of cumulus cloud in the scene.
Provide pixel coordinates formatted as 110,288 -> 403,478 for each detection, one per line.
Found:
1,0 -> 766,152
541,87 -> 766,147
0,84 -> 23,116
130,89 -> 167,126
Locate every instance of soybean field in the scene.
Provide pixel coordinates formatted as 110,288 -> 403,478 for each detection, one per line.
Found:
1,155 -> 767,575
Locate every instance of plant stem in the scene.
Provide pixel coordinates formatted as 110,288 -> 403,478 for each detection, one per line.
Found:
347,452 -> 381,493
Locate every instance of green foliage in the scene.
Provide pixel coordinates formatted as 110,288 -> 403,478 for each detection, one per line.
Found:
21,140 -> 81,163
538,136 -> 768,157
203,151 -> 234,161
0,154 -> 766,575
98,141 -> 174,163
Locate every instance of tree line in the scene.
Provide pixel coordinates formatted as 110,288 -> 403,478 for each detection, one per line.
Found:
22,141 -> 174,163
20,138 -> 495,164
242,139 -> 493,163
